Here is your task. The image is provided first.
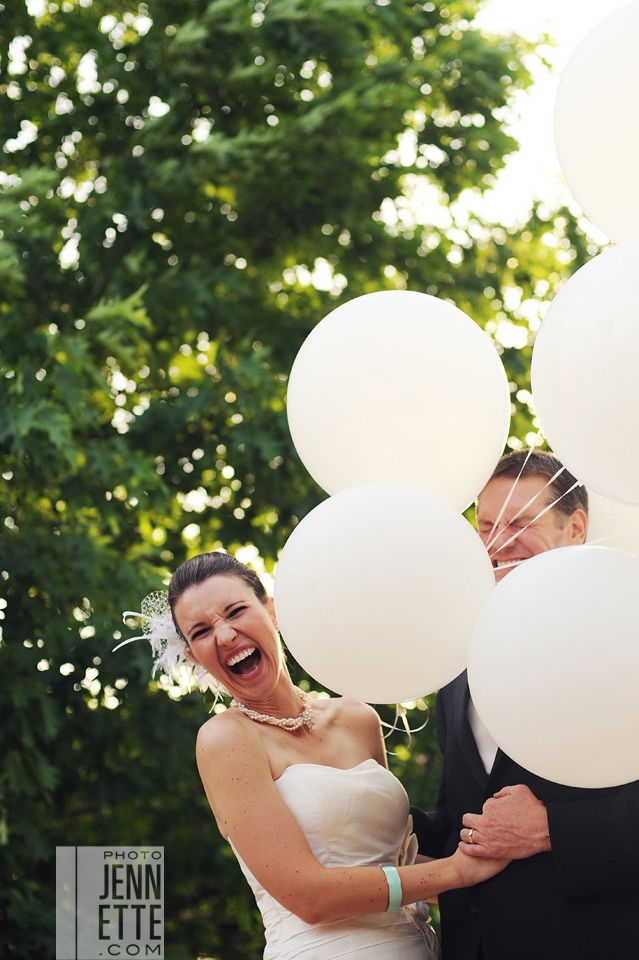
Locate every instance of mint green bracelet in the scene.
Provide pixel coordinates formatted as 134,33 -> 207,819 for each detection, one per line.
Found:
381,865 -> 402,912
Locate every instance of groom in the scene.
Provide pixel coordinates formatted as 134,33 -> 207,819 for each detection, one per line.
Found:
412,450 -> 639,960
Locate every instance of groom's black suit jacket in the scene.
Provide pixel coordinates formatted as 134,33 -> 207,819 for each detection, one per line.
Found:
412,671 -> 639,960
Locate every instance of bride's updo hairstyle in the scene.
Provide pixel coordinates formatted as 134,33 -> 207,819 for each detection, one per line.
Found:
168,551 -> 268,639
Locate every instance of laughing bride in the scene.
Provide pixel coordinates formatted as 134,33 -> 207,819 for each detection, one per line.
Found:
123,551 -> 507,959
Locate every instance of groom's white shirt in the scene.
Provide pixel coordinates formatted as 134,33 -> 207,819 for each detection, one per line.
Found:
468,696 -> 498,774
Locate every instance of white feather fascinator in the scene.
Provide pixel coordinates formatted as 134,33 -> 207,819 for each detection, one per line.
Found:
113,590 -> 222,695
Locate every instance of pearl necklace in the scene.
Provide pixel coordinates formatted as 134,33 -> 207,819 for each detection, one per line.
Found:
230,686 -> 315,732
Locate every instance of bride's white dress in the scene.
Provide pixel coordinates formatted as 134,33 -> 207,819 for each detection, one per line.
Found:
231,758 -> 438,959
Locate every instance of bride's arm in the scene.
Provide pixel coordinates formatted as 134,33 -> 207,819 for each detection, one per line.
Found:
196,714 -> 507,926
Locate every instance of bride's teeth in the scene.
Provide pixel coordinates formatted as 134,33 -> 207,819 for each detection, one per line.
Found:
227,647 -> 256,667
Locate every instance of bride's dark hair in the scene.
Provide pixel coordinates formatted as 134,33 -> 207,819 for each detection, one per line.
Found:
168,552 -> 268,626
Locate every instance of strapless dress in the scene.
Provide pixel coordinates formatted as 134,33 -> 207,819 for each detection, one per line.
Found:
230,758 -> 438,959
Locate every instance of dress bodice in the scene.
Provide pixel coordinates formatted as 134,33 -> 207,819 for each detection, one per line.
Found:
230,759 -> 436,959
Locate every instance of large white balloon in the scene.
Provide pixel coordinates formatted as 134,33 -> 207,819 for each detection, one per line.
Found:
554,0 -> 639,242
468,545 -> 639,788
274,483 -> 495,704
287,290 -> 510,511
587,490 -> 639,556
531,241 -> 639,504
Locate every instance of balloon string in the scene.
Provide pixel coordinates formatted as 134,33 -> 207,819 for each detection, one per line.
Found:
381,702 -> 430,755
484,428 -> 544,548
489,479 -> 582,559
485,464 -> 566,552
479,527 -> 638,576
586,529 -> 639,548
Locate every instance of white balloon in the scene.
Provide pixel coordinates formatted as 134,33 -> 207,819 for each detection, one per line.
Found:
587,489 -> 639,556
287,290 -> 510,511
554,1 -> 639,242
468,545 -> 639,789
531,241 -> 639,504
274,483 -> 495,704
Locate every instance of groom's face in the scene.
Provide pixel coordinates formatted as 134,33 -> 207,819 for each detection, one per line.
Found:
476,474 -> 586,583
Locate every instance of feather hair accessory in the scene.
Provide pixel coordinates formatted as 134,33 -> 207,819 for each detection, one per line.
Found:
113,590 -> 222,695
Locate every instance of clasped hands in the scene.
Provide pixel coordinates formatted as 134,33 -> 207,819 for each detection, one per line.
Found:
459,784 -> 552,860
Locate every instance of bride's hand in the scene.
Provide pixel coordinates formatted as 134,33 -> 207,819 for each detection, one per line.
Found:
449,847 -> 510,887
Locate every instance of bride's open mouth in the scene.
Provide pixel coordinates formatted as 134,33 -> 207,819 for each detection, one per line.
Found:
226,646 -> 262,677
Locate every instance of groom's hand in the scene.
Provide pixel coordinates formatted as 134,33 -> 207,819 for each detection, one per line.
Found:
458,784 -> 551,859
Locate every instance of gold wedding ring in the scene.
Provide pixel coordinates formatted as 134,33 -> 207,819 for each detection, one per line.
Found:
467,828 -> 474,844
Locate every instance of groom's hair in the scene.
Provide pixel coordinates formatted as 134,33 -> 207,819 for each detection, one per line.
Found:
486,450 -> 588,525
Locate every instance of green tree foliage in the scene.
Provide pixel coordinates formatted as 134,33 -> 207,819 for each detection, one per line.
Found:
0,1 -> 600,956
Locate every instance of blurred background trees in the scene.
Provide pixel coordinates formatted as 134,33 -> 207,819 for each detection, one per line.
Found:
0,1 -> 600,956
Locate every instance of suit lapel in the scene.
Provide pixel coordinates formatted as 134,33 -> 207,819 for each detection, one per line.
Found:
453,672 -> 490,791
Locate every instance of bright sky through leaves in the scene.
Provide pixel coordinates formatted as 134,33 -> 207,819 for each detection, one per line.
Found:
470,0 -> 630,231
